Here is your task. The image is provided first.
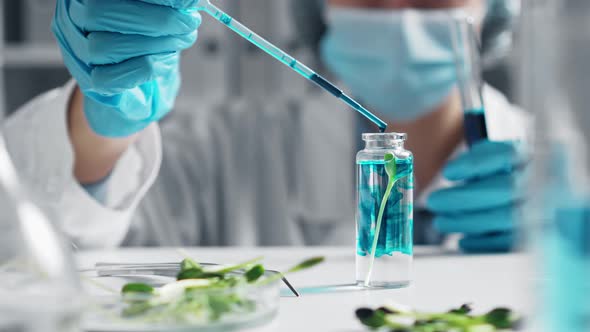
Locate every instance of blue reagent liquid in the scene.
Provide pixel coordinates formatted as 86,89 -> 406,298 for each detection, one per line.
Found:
357,158 -> 413,257
544,193 -> 590,331
310,74 -> 388,132
464,108 -> 488,147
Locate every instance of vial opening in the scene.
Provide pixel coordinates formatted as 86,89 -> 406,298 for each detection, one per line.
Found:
362,133 -> 407,142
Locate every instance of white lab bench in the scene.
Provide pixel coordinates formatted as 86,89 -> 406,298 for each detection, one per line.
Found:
76,246 -> 535,332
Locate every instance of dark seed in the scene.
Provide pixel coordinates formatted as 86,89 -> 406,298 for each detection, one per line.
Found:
460,303 -> 473,313
449,303 -> 473,315
355,308 -> 375,320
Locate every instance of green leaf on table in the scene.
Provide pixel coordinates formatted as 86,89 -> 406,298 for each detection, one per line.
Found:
245,264 -> 265,283
285,256 -> 325,274
121,283 -> 154,294
484,308 -> 515,329
355,304 -> 522,332
355,308 -> 386,328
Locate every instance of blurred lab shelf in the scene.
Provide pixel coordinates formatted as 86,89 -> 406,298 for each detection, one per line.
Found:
3,43 -> 63,67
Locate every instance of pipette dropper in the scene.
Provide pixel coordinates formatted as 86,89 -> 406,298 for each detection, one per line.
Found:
192,0 -> 388,132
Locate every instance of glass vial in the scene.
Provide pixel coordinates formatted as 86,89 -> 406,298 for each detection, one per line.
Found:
356,133 -> 413,288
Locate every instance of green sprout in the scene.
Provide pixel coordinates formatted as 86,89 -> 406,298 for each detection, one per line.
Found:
213,257 -> 264,274
356,304 -> 523,332
364,152 -> 397,286
118,256 -> 324,324
180,258 -> 202,272
356,308 -> 387,328
122,283 -> 154,294
245,264 -> 265,283
176,256 -> 263,281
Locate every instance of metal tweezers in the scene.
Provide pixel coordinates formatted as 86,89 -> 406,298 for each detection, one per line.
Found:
85,262 -> 300,297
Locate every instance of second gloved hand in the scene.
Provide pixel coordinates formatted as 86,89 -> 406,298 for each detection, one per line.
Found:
427,141 -> 528,253
52,0 -> 202,137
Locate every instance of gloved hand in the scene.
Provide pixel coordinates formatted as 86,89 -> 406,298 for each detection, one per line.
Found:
427,140 -> 528,253
52,0 -> 202,137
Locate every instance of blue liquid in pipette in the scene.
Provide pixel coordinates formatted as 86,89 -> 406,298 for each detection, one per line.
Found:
464,108 -> 488,147
310,75 -> 387,133
200,2 -> 387,132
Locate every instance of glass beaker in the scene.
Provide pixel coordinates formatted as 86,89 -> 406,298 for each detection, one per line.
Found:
0,134 -> 81,332
520,1 -> 590,331
356,133 -> 413,288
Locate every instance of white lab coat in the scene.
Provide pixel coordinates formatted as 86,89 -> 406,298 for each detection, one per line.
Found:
1,81 -> 528,249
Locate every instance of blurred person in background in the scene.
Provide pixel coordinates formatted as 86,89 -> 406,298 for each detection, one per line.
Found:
295,0 -> 529,252
1,0 -> 526,252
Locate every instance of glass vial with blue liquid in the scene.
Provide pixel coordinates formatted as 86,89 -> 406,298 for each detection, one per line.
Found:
356,133 -> 413,288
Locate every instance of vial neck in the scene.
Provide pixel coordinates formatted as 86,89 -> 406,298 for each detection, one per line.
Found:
365,140 -> 403,149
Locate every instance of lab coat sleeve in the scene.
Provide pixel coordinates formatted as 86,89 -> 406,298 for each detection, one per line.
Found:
81,174 -> 112,204
121,103 -> 221,246
1,81 -> 162,248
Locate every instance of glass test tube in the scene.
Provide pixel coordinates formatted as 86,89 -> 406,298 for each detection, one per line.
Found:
451,17 -> 489,147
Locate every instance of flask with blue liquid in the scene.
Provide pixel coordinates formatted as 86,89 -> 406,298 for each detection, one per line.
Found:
355,133 -> 413,288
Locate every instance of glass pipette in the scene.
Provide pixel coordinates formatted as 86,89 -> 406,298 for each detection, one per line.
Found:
451,17 -> 488,147
192,0 -> 388,132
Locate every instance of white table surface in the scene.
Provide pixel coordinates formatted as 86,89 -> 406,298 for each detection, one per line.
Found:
76,246 -> 535,332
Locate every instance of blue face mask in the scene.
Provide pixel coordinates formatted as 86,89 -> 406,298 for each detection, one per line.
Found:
320,8 -> 463,122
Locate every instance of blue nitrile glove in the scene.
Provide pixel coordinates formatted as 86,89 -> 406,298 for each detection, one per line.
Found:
427,141 -> 528,253
52,0 -> 202,137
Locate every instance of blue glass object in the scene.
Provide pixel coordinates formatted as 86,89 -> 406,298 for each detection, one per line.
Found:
463,108 -> 488,147
539,151 -> 590,332
546,203 -> 590,332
